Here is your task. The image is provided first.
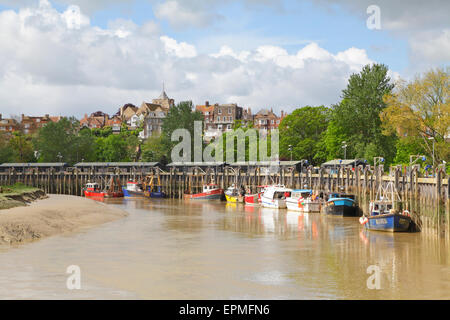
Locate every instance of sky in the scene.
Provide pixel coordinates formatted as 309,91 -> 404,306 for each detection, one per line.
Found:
0,0 -> 448,118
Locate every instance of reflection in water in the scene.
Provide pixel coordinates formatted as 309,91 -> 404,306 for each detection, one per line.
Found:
0,198 -> 449,299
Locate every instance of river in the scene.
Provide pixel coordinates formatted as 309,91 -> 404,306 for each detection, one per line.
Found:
0,198 -> 449,299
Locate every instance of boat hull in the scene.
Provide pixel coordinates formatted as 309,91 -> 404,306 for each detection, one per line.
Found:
244,194 -> 259,205
260,196 -> 286,209
325,199 -> 358,217
365,213 -> 412,232
286,199 -> 321,212
225,194 -> 243,203
122,187 -> 144,197
84,190 -> 124,198
184,189 -> 224,200
150,191 -> 166,198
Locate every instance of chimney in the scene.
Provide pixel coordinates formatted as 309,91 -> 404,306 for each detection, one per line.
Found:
0,114 -> 2,120
21,114 -> 25,120
206,101 -> 209,107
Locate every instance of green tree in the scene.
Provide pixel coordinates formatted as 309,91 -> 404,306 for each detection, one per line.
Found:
0,132 -> 13,163
95,133 -> 130,162
141,134 -> 168,164
325,63 -> 397,164
9,132 -> 35,162
161,101 -> 204,162
279,106 -> 331,165
35,117 -> 96,164
381,67 -> 449,165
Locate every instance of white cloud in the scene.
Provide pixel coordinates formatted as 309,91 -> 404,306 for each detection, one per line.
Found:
160,35 -> 197,58
313,0 -> 450,72
0,1 -> 382,118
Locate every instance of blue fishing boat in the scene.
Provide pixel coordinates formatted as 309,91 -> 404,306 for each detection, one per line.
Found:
122,181 -> 145,197
143,175 -> 166,198
324,192 -> 359,217
360,182 -> 412,232
149,185 -> 166,198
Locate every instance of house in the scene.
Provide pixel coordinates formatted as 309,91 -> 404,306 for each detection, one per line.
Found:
118,104 -> 139,123
253,109 -> 285,134
80,111 -> 109,129
195,101 -> 217,141
21,114 -> 60,134
0,114 -> 19,134
139,89 -> 174,139
140,103 -> 169,138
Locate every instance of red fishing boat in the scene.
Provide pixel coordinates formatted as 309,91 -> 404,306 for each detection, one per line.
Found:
184,183 -> 224,200
83,177 -> 124,198
244,185 -> 268,205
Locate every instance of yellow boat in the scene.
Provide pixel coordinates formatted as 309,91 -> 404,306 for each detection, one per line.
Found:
225,194 -> 241,203
225,185 -> 244,203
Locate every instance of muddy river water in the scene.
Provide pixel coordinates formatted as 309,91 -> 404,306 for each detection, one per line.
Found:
0,198 -> 449,299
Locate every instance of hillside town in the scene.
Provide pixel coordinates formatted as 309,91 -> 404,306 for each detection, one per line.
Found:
0,88 -> 285,141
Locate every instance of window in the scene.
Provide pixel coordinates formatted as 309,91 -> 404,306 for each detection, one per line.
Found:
227,124 -> 231,130
271,119 -> 274,124
218,124 -> 222,130
218,109 -> 222,114
36,119 -> 40,123
229,116 -> 232,121
228,108 -> 232,114
217,116 -> 220,122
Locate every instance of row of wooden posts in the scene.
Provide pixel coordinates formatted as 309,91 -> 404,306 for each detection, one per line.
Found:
0,165 -> 448,202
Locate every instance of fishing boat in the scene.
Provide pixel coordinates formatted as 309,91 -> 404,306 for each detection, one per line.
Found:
244,185 -> 267,206
359,182 -> 412,232
143,175 -> 166,198
324,192 -> 359,216
83,177 -> 124,198
286,189 -> 322,212
184,183 -> 224,200
225,184 -> 245,203
260,185 -> 292,209
122,181 -> 145,197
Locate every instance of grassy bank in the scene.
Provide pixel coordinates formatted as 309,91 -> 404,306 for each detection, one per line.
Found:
0,183 -> 45,210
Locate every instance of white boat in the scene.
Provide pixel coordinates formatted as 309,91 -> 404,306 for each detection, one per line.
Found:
260,185 -> 292,209
286,189 -> 322,212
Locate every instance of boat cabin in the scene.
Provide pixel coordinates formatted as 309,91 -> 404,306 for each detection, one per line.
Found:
370,201 -> 394,216
86,182 -> 100,191
263,187 -> 292,200
291,189 -> 313,199
203,184 -> 219,193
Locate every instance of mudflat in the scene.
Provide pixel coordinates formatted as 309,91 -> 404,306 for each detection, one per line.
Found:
0,194 -> 128,245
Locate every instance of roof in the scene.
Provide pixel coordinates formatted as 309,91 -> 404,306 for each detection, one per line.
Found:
321,159 -> 365,167
0,163 -> 67,167
167,161 -> 226,167
158,90 -> 169,100
195,105 -> 215,113
228,161 -> 303,166
74,162 -> 159,167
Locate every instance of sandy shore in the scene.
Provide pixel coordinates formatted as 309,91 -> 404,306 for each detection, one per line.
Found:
0,195 -> 128,245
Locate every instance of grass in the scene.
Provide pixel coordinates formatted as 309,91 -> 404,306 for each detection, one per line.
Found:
0,183 -> 41,209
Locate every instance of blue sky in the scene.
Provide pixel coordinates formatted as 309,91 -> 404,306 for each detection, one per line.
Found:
0,0 -> 447,116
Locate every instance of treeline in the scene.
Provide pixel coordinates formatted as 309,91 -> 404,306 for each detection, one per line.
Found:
0,64 -> 448,171
278,64 -> 449,170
